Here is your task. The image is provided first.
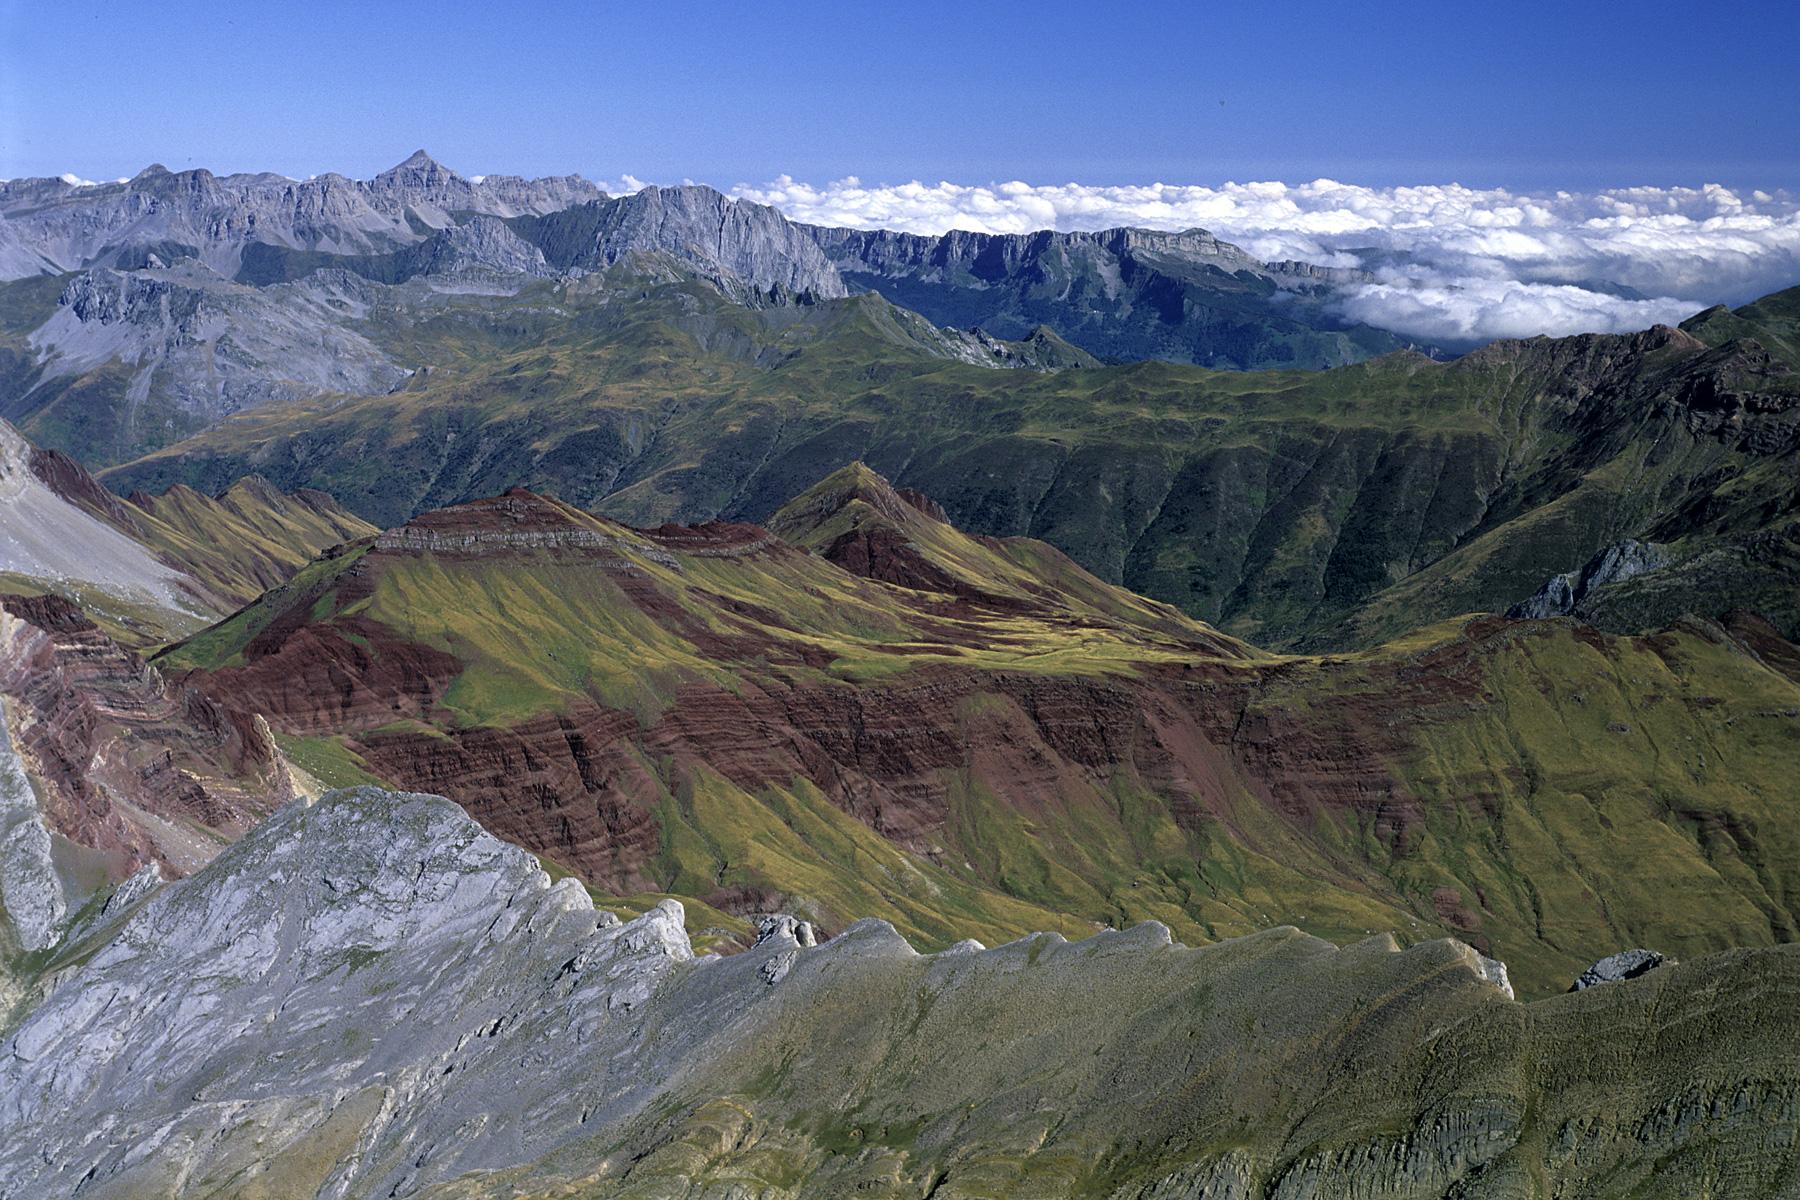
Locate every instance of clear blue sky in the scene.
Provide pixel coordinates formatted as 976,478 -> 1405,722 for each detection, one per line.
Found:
3,0 -> 1796,190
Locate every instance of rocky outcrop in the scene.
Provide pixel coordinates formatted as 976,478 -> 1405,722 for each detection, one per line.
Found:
1509,539 -> 1671,619
519,183 -> 849,298
1572,948 -> 1668,991
806,222 -> 1421,369
371,488 -> 676,563
1,787 -> 1795,1198
0,701 -> 65,953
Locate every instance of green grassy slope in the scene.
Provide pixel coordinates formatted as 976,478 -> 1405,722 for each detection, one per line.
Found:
156,469 -> 1800,996
102,272 -> 1800,649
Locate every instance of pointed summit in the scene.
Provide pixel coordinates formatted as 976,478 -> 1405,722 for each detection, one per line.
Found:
766,463 -> 945,551
767,463 -> 1035,601
373,149 -> 460,186
766,462 -> 1230,646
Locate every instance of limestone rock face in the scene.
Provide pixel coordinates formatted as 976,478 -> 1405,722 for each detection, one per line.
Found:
1509,539 -> 1671,619
805,222 -> 1420,369
0,702 -> 65,953
394,214 -> 553,279
0,151 -> 602,282
30,265 -> 410,424
0,788 -> 694,1197
525,184 -> 849,298
1,788 -> 1796,1199
1572,947 -> 1668,991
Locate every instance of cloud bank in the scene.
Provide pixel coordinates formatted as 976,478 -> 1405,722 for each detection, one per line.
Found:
730,177 -> 1800,344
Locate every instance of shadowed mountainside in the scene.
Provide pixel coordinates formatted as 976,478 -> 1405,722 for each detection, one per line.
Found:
807,221 -> 1429,368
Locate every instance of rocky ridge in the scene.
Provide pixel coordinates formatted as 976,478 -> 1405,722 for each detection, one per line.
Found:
0,418 -> 378,642
517,183 -> 849,298
1508,539 -> 1671,619
0,151 -> 602,281
0,418 -> 206,625
807,221 -> 1426,368
1,786 -> 1795,1198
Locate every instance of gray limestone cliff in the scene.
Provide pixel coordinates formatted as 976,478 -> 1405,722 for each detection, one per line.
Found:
1508,539 -> 1672,619
518,183 -> 849,298
805,222 -> 1425,369
0,151 -> 602,282
1,787 -> 1795,1198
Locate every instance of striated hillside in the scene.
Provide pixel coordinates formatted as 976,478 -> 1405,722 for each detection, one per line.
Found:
100,276 -> 1800,650
0,418 -> 376,644
151,467 -> 1800,997
2,787 -> 1796,1198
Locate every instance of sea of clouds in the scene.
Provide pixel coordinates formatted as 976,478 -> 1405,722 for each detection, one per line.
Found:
728,177 -> 1800,345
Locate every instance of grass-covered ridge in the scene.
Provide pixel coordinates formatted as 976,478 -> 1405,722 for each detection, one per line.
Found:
154,467 -> 1800,996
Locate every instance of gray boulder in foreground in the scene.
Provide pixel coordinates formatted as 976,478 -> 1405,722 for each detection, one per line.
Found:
2,788 -> 1797,1199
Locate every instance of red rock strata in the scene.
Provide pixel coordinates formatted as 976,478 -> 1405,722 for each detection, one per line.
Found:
0,594 -> 293,877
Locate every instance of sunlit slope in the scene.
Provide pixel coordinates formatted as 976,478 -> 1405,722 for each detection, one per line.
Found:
11,788 -> 1797,1198
156,468 -> 1800,995
1,418 -> 376,644
119,474 -> 378,606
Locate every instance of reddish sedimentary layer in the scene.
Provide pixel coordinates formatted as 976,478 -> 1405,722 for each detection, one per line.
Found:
162,476 -> 1800,946
0,593 -> 293,876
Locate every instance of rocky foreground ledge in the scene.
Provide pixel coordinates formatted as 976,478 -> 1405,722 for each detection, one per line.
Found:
2,789 -> 1797,1199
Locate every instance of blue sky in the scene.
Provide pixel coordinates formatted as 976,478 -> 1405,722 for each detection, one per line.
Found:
2,0 -> 1797,190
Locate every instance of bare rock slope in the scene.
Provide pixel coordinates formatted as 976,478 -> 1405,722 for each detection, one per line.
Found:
2,787 -> 1796,1199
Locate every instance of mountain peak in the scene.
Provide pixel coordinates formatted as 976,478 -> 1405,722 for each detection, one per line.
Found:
767,462 -> 943,549
374,149 -> 458,184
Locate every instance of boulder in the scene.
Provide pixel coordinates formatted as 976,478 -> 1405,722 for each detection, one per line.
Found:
1571,948 -> 1667,991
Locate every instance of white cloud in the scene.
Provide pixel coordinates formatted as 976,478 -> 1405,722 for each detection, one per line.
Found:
729,176 -> 1800,343
1336,278 -> 1695,344
58,173 -> 100,188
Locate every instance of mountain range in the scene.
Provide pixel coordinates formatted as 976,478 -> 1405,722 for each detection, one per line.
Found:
78,259 -> 1800,652
3,150 -> 1800,1197
0,152 -> 1426,462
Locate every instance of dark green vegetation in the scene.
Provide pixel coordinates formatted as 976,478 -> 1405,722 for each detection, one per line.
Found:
146,466 -> 1800,998
97,268 -> 1800,651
